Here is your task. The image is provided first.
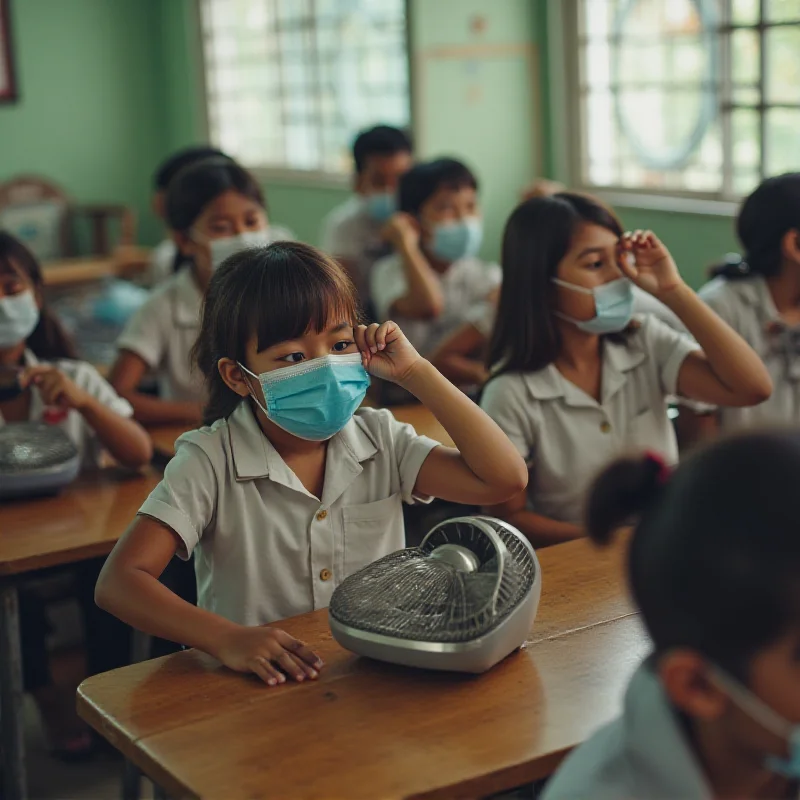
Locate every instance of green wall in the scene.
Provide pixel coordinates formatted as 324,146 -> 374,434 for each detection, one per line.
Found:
1,0 -> 740,287
0,0 -> 166,248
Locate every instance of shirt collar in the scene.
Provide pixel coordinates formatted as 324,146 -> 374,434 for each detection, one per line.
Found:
622,662 -> 712,799
172,268 -> 203,327
521,331 -> 646,408
227,402 -> 378,501
732,275 -> 780,322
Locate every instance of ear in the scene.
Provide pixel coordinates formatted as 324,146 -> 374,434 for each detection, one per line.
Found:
173,229 -> 198,258
218,358 -> 251,398
658,650 -> 730,722
781,228 -> 800,264
353,171 -> 366,196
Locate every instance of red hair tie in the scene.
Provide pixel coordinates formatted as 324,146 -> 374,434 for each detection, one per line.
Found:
643,450 -> 671,485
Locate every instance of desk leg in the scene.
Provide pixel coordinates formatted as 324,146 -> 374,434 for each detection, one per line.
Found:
0,582 -> 26,800
121,629 -> 152,800
153,784 -> 168,800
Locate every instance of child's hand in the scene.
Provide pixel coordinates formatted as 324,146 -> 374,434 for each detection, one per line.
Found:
381,212 -> 420,252
20,366 -> 91,411
216,626 -> 323,686
617,230 -> 684,298
356,321 -> 424,386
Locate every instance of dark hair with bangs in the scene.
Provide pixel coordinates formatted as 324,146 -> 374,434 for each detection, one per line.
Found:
488,193 -> 625,376
352,125 -> 413,174
0,232 -> 77,360
165,158 -> 265,275
586,431 -> 800,681
153,146 -> 228,191
399,158 -> 478,218
193,241 -> 361,425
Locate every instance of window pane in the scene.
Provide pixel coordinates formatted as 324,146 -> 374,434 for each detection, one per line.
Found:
731,28 -> 759,86
201,0 -> 409,173
731,108 -> 760,194
767,0 -> 800,21
766,27 -> 800,103
766,108 -> 800,174
732,0 -> 760,24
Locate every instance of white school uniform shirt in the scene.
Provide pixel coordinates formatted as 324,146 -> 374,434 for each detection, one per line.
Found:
0,350 -> 133,468
137,402 -> 438,626
116,267 -> 203,402
543,662 -> 717,800
700,275 -> 798,429
371,253 -> 502,356
321,196 -> 392,300
481,316 -> 699,524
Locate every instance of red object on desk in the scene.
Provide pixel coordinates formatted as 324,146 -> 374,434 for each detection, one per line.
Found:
43,406 -> 68,424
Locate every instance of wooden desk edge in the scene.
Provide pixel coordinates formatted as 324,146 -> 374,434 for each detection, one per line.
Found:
0,540 -> 118,578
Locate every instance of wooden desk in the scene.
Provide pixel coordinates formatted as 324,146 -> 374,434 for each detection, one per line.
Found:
78,538 -> 638,799
42,247 -> 151,287
147,404 -> 454,460
0,469 -> 161,800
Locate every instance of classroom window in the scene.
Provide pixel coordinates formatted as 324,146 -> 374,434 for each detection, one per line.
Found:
571,0 -> 800,199
200,0 -> 410,176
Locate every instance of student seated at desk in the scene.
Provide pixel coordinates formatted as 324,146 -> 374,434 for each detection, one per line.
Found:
0,232 -> 151,758
321,125 -> 413,307
480,194 -> 771,548
96,242 -> 527,685
543,434 -> 800,800
696,173 -> 800,433
111,158 -> 290,425
371,158 -> 501,387
149,146 -> 229,284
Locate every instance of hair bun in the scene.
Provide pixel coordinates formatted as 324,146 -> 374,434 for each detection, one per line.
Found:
585,452 -> 669,545
710,252 -> 750,280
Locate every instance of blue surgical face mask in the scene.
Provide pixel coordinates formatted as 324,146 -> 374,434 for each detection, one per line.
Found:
430,217 -> 483,262
193,229 -> 271,272
0,290 -> 40,349
238,353 -> 371,441
713,670 -> 800,779
363,191 -> 396,223
552,276 -> 634,334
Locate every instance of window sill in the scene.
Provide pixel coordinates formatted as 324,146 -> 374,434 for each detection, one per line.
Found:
589,189 -> 739,218
248,167 -> 351,191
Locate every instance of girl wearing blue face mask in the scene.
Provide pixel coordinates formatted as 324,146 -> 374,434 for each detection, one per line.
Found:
480,193 -> 771,547
370,158 -> 500,387
96,242 -> 528,686
110,158 -> 293,425
543,432 -> 800,799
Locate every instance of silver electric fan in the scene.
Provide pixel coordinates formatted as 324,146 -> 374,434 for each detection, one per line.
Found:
0,422 -> 81,500
329,516 -> 542,673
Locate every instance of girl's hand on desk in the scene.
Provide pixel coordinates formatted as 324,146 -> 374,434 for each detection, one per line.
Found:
20,366 -> 91,411
216,626 -> 324,686
356,321 -> 424,386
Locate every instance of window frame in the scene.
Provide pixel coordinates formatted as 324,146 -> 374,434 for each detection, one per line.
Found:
552,0 -> 800,215
196,0 -> 415,188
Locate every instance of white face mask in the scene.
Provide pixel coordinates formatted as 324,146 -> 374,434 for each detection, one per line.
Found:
195,229 -> 271,272
0,290 -> 40,348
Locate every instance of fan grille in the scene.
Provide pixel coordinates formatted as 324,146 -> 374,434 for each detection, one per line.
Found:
0,423 -> 79,472
329,517 -> 537,643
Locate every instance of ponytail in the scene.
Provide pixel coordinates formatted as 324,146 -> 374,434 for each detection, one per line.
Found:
708,252 -> 751,281
585,451 -> 670,545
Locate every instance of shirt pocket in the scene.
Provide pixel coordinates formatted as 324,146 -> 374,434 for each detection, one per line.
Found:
342,492 -> 404,576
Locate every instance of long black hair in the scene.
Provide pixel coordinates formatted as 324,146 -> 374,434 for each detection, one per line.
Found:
192,242 -> 361,425
586,432 -> 800,681
712,172 -> 800,280
0,232 -> 77,360
165,158 -> 265,273
488,193 -> 624,375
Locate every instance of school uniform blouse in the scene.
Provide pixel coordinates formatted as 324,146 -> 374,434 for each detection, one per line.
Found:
116,267 -> 204,402
0,350 -> 134,469
137,403 -> 439,627
700,275 -> 798,429
542,662 -> 715,799
371,253 -> 502,355
481,316 -> 699,524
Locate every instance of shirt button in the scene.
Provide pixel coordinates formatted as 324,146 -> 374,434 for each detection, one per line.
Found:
600,421 -> 611,433
320,569 -> 332,581
316,509 -> 328,521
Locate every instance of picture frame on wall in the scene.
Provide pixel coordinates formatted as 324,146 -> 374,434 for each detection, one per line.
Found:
0,0 -> 17,104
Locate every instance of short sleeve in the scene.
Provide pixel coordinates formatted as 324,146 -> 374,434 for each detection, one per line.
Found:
149,240 -> 177,285
321,210 -> 361,261
116,293 -> 167,369
480,375 -> 536,464
370,256 -> 408,321
641,315 -> 701,396
138,437 -> 218,559
63,360 -> 133,418
465,301 -> 496,338
478,262 -> 502,297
